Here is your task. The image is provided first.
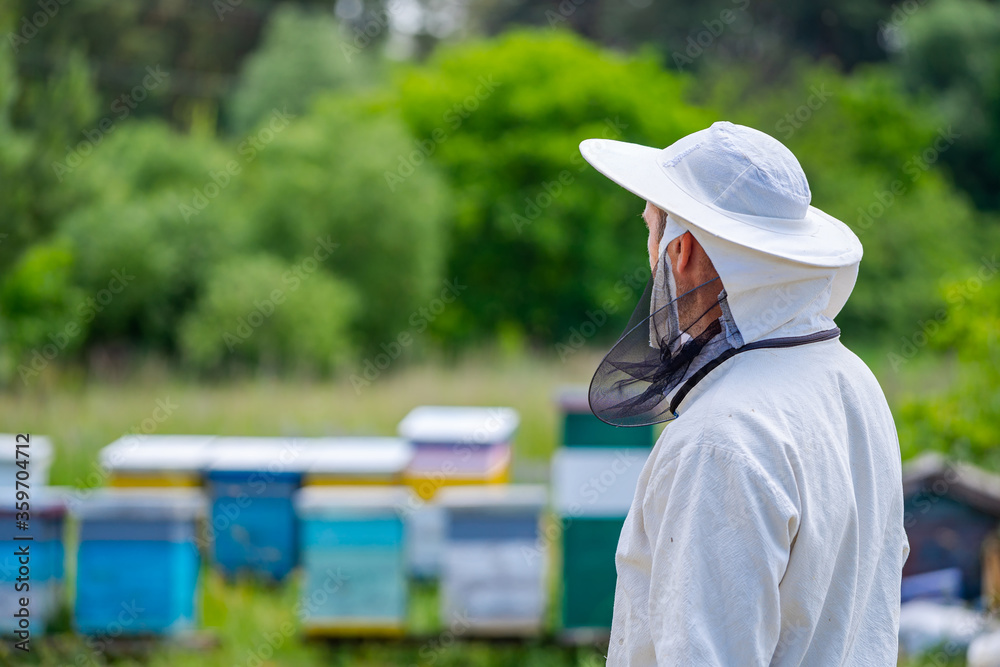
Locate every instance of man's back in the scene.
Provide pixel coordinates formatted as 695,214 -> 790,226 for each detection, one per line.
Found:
608,338 -> 910,665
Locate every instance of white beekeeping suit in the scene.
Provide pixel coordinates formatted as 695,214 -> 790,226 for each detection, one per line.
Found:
579,122 -> 910,665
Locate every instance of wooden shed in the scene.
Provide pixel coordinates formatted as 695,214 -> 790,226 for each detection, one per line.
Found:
902,453 -> 1000,603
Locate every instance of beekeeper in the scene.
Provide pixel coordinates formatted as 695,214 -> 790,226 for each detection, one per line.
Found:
579,121 -> 910,665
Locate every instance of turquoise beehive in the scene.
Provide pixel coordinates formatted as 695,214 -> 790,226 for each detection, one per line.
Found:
295,486 -> 411,637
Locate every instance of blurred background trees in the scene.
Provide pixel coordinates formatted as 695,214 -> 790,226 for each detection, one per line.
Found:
1,0 -> 998,459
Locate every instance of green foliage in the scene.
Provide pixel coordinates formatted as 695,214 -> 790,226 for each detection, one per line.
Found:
897,267 -> 1000,466
896,0 -> 1000,210
394,29 -> 713,345
234,96 -> 450,350
180,255 -> 358,374
0,242 -> 85,377
697,62 -> 981,348
225,5 -> 374,136
0,45 -> 98,269
55,121 -> 239,351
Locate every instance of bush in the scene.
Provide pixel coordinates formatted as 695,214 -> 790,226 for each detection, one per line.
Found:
896,265 -> 1000,466
225,5 -> 374,136
55,121 -> 242,351
232,95 -> 451,353
394,29 -> 713,346
0,242 -> 85,381
180,255 -> 358,374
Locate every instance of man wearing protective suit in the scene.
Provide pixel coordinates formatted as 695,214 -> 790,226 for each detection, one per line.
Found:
580,121 -> 909,665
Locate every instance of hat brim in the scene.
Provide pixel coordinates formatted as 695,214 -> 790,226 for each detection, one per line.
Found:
580,138 -> 862,269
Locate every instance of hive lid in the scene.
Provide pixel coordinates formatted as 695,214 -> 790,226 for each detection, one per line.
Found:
207,437 -> 315,473
73,488 -> 206,520
0,434 -> 53,463
303,437 -> 413,477
436,484 -> 547,510
398,406 -> 519,445
100,434 -> 218,473
295,485 -> 413,512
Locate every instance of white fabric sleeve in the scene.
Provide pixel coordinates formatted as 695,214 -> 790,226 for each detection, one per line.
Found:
642,444 -> 798,665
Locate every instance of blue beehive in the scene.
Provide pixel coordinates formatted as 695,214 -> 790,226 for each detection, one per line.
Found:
0,488 -> 66,636
438,485 -> 548,636
74,489 -> 203,636
206,438 -> 310,581
295,487 -> 410,636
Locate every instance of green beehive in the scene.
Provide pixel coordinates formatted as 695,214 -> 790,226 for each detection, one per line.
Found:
557,388 -> 653,448
560,516 -> 624,632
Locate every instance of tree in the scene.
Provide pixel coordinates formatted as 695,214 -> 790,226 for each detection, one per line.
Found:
394,29 -> 713,346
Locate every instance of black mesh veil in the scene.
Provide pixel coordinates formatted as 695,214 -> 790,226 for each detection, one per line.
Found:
588,253 -> 745,427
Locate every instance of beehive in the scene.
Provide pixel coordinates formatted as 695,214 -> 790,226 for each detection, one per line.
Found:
556,388 -> 653,448
438,485 -> 548,636
100,435 -> 216,488
302,437 -> 413,486
0,489 -> 66,636
404,445 -> 512,579
74,489 -> 203,636
206,437 -> 310,581
551,446 -> 650,639
296,486 -> 410,636
0,434 -> 53,488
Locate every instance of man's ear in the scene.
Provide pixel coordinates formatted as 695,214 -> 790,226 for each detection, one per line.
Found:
675,232 -> 694,274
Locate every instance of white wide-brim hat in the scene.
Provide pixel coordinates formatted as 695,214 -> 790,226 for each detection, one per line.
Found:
579,121 -> 862,269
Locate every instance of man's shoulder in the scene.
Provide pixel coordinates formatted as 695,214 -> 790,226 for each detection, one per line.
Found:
664,338 -> 892,460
